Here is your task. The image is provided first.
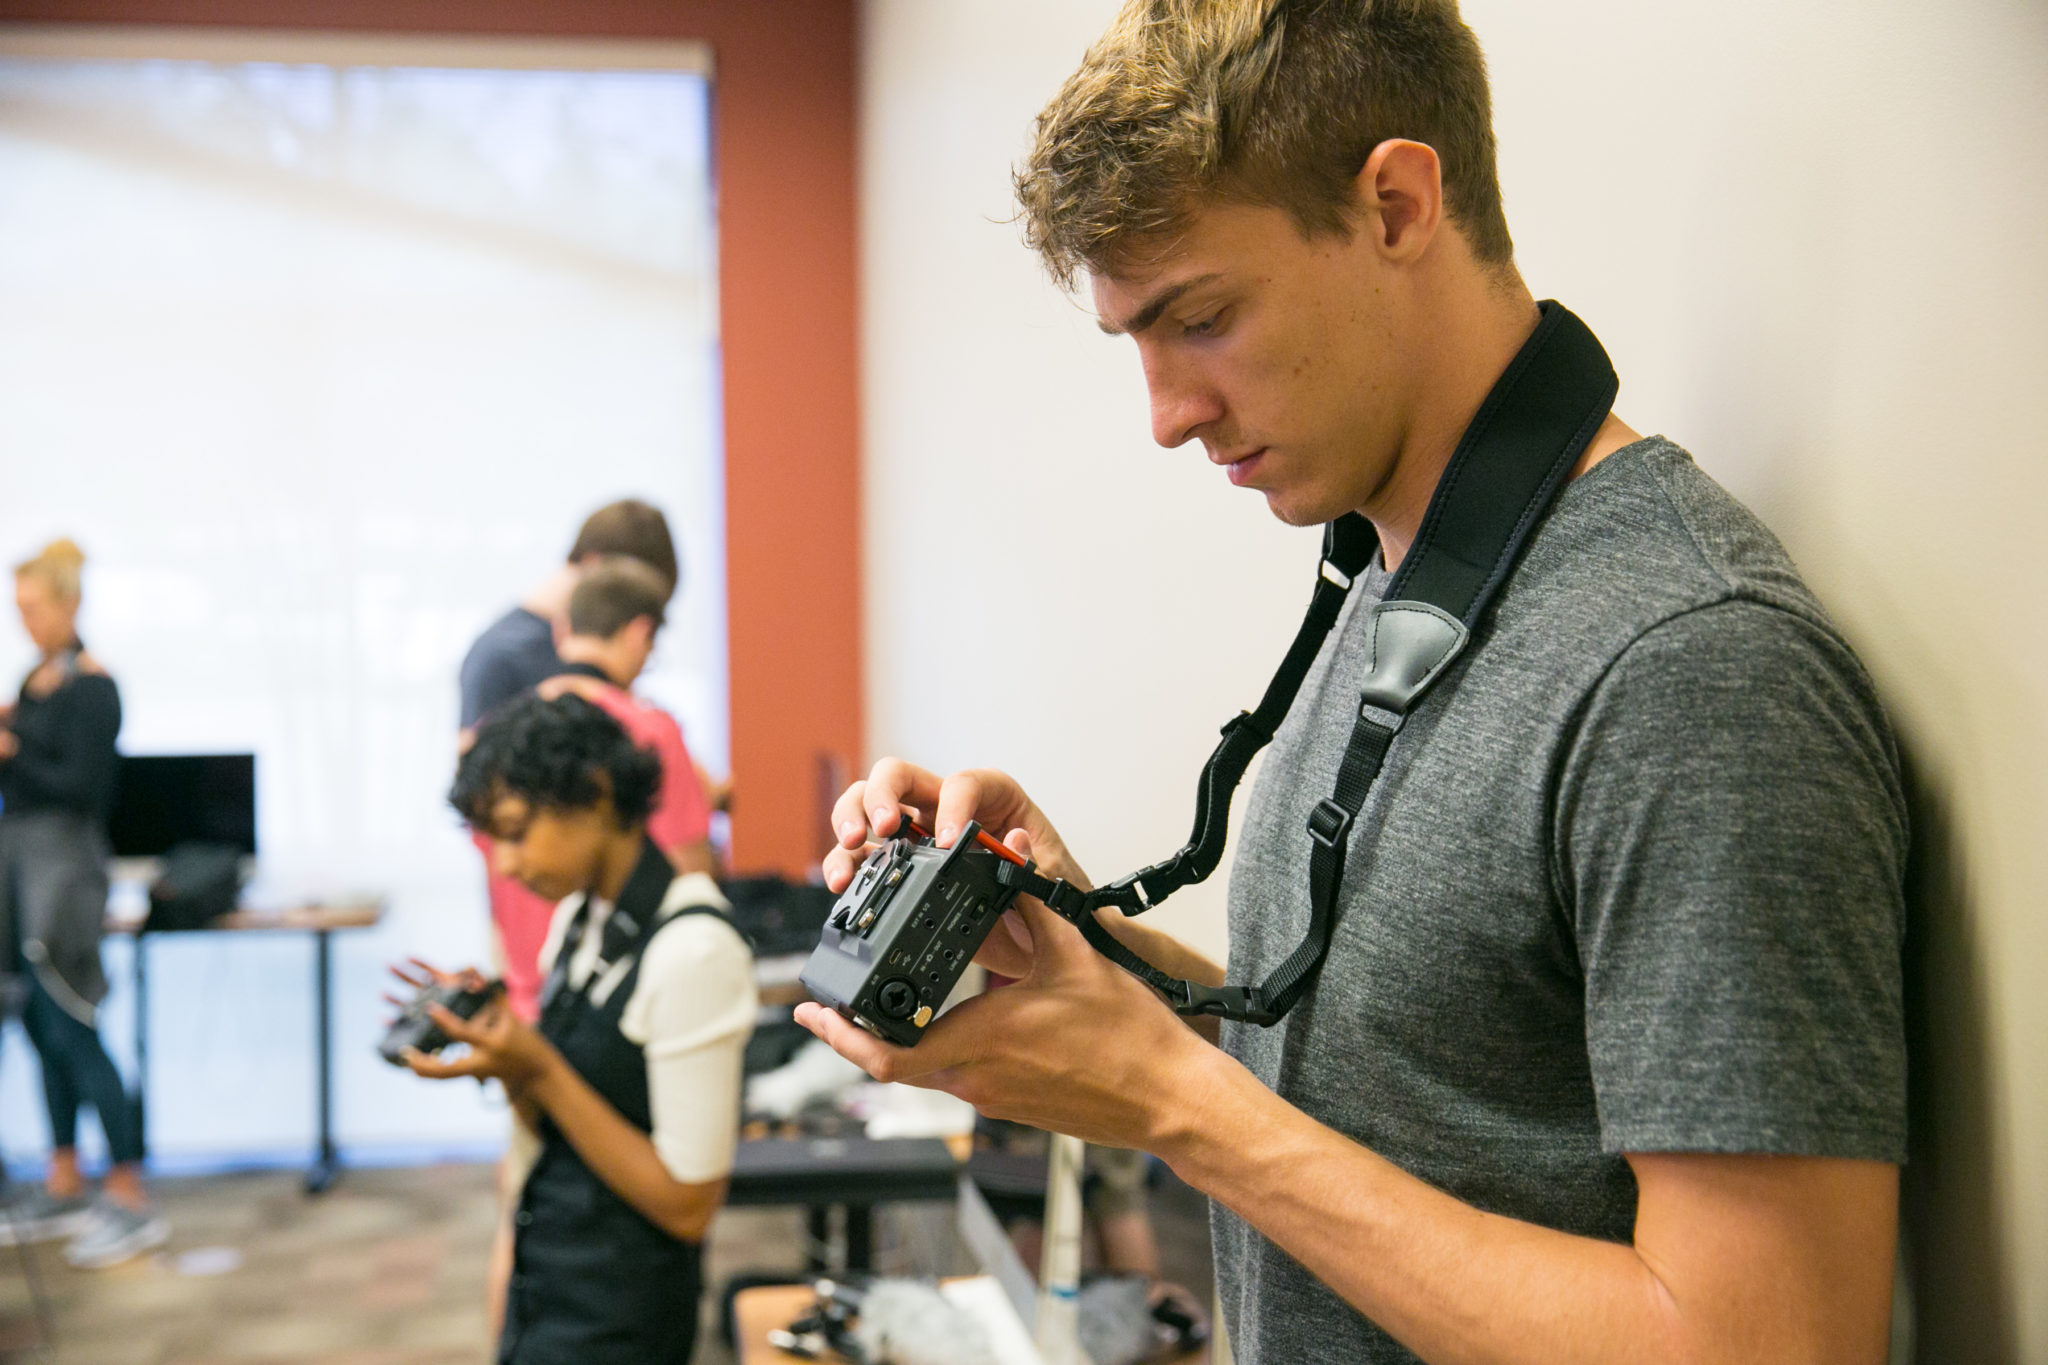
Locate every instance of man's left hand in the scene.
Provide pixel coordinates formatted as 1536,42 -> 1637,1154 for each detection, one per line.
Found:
793,844 -> 1218,1151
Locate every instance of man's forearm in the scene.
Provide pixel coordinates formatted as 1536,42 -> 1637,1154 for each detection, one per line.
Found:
1157,1047 -> 1888,1365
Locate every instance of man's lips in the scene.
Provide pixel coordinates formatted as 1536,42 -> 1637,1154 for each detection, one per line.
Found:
1217,447 -> 1267,487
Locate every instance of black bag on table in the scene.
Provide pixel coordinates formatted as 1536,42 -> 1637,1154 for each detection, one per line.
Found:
142,842 -> 243,933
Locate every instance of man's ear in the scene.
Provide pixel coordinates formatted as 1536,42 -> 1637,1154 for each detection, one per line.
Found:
1354,138 -> 1444,262
626,616 -> 657,653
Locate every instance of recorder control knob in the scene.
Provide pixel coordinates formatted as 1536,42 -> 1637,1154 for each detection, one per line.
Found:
876,978 -> 918,1020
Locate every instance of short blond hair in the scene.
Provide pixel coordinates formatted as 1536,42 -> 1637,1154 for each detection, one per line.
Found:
14,538 -> 85,603
1016,0 -> 1513,288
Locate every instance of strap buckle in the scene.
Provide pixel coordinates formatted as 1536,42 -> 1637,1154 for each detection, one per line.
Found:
1094,864 -> 1169,914
1305,798 -> 1352,850
1176,982 -> 1271,1022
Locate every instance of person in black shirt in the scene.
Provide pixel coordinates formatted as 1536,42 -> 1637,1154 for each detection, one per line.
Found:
0,539 -> 167,1268
457,499 -> 681,743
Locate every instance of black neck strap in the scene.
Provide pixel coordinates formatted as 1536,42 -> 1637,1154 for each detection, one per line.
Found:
538,835 -> 673,1013
999,301 -> 1618,1024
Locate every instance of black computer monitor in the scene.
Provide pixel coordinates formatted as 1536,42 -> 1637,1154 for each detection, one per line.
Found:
106,754 -> 257,857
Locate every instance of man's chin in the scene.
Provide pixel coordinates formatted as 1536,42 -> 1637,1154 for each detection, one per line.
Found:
1261,487 -> 1345,529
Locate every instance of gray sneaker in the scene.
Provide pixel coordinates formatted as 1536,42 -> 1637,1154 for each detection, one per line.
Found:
0,1188 -> 96,1246
62,1200 -> 170,1269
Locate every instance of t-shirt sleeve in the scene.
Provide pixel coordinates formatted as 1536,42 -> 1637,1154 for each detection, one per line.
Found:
1556,598 -> 1907,1162
619,876 -> 758,1184
458,641 -> 513,731
459,614 -> 562,730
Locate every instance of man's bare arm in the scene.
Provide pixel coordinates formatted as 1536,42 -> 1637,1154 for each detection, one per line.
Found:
1165,1045 -> 1897,1365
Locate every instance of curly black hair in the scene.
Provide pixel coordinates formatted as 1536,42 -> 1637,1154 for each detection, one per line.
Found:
450,692 -> 661,831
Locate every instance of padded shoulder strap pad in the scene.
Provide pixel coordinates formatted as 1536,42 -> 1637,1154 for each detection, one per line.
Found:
1358,602 -> 1468,715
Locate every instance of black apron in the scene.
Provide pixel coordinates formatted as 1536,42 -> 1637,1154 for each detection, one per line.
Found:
500,838 -> 720,1365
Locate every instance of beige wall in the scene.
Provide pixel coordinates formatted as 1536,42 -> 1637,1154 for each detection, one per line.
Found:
860,2 -> 2048,1357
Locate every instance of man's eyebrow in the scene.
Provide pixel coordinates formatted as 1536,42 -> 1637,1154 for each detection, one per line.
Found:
1098,274 -> 1224,336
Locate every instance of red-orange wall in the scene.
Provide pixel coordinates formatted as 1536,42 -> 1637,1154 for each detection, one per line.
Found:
0,0 -> 863,878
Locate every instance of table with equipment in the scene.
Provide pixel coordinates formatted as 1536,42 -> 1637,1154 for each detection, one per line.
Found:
728,1132 -> 971,1273
107,896 -> 386,1194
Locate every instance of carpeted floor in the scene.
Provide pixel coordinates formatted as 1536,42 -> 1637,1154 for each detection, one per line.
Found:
0,1160 -> 1213,1364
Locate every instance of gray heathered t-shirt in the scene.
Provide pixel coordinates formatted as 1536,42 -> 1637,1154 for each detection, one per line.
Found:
1211,438 -> 1907,1365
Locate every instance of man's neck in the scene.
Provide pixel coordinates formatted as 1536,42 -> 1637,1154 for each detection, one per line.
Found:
1360,272 -> 1641,571
555,635 -> 634,687
520,564 -> 580,620
1365,280 -> 1543,570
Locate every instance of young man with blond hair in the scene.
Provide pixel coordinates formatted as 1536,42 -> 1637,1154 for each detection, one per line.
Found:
799,3 -> 1906,1363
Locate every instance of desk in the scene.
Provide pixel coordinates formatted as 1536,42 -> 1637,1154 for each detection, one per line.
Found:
727,1134 -> 968,1272
106,898 -> 385,1194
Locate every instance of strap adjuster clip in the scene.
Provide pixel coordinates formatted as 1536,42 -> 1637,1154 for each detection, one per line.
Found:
1305,798 -> 1352,850
1178,982 -> 1268,1021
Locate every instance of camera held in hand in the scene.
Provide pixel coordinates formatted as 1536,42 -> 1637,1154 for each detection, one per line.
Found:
799,820 -> 1022,1047
379,976 -> 505,1067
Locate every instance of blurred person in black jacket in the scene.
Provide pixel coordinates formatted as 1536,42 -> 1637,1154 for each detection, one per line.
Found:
0,539 -> 166,1268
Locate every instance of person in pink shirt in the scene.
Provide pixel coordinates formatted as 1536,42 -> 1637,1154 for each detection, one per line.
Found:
482,558 -> 718,1023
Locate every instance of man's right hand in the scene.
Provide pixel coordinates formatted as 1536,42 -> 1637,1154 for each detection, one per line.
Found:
826,759 -> 1090,981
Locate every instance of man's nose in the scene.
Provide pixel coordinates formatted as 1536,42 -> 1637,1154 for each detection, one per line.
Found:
1141,346 -> 1223,449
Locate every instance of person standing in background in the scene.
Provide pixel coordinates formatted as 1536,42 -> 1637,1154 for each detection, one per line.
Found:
492,558 -> 719,1025
459,500 -> 684,1019
0,539 -> 168,1269
543,559 -> 717,878
457,499 -> 679,746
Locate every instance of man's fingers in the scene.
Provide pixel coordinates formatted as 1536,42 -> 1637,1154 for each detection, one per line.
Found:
862,758 -> 944,838
792,1001 -> 959,1089
931,771 -> 995,847
822,842 -> 875,894
1010,889 -> 1090,973
831,779 -> 872,849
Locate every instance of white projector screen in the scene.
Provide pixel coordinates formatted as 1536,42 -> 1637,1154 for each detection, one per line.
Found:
0,30 -> 725,1165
